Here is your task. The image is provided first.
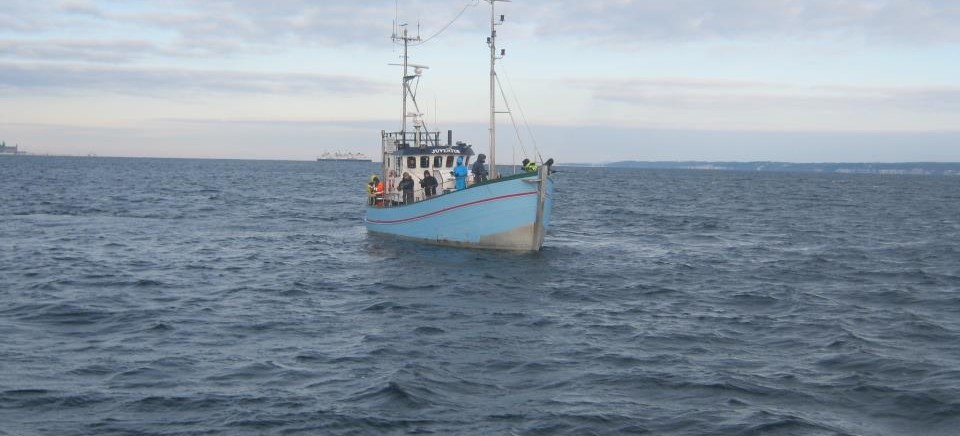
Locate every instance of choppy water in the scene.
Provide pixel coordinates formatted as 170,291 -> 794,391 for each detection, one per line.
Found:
2,156 -> 959,436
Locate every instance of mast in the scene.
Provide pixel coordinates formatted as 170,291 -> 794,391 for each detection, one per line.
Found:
389,25 -> 422,180
487,0 -> 508,179
393,26 -> 420,139
402,28 -> 409,137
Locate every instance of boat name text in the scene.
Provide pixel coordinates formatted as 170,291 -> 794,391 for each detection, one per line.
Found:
431,148 -> 462,154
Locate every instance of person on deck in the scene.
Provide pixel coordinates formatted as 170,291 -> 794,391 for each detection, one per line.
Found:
522,158 -> 538,173
371,176 -> 385,206
397,172 -> 415,204
366,175 -> 379,205
472,153 -> 488,184
420,170 -> 438,197
452,156 -> 468,190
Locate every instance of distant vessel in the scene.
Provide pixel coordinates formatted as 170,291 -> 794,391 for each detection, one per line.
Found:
317,151 -> 372,162
363,0 -> 555,251
0,141 -> 20,155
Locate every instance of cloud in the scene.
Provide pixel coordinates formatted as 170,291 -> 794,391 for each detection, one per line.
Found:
58,0 -> 103,17
6,1 -> 960,57
577,77 -> 960,112
580,77 -> 851,109
120,0 -> 500,54
0,39 -> 162,63
67,2 -> 414,47
0,0 -> 51,32
0,2 -> 373,62
517,0 -> 960,45
895,87 -> 960,111
0,62 -> 391,96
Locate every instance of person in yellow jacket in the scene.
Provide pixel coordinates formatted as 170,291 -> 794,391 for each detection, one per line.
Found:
522,158 -> 538,172
366,175 -> 377,204
366,175 -> 385,206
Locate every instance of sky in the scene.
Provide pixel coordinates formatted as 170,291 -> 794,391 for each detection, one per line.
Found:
2,0 -> 959,163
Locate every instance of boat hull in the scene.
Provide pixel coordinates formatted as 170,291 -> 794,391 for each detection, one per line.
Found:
364,174 -> 554,251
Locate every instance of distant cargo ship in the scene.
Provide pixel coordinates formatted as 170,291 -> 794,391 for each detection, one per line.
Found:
316,151 -> 372,162
0,141 -> 20,154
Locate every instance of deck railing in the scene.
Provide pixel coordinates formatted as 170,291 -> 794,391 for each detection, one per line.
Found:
366,170 -> 540,208
368,186 -> 450,208
381,131 -> 446,150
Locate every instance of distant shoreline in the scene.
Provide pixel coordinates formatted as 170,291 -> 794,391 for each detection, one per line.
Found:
564,161 -> 960,176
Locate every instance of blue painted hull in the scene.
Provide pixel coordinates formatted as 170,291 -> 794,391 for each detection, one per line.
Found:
364,174 -> 554,251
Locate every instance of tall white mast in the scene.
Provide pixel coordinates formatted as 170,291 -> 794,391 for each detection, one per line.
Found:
401,27 -> 409,135
388,25 -> 420,180
392,26 -> 420,137
487,0 -> 508,179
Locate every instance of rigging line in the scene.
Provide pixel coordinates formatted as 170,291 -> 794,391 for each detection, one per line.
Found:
409,79 -> 437,145
405,72 -> 436,146
412,0 -> 479,46
499,59 -> 542,162
495,74 -> 531,161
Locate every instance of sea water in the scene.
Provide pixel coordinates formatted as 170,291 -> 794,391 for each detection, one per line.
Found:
1,156 -> 959,435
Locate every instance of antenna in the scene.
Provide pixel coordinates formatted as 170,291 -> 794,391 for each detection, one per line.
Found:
391,24 -> 423,139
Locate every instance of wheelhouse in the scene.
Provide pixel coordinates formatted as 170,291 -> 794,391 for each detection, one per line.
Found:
379,129 -> 475,205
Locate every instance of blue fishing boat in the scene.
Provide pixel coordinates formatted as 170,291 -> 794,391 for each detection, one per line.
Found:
363,0 -> 554,251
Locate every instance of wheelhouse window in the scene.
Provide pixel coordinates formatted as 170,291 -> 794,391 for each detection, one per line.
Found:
433,156 -> 443,168
420,156 -> 430,168
406,156 -> 417,169
445,156 -> 455,168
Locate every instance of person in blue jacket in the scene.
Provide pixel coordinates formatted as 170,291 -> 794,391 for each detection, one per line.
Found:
452,155 -> 469,190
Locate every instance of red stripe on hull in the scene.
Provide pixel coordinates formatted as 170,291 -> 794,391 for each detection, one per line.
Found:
365,191 -> 537,225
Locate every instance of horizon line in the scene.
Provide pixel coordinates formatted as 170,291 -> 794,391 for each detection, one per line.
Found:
4,153 -> 960,166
